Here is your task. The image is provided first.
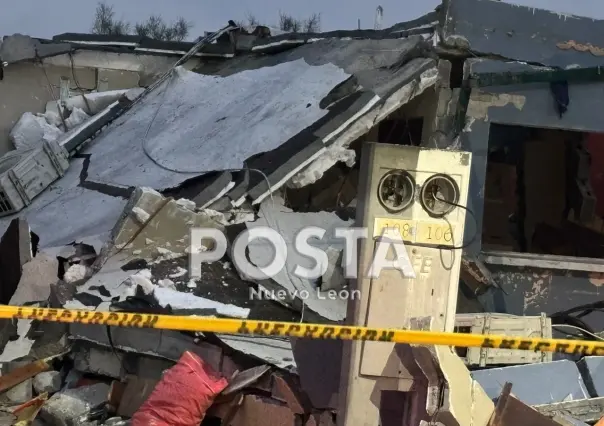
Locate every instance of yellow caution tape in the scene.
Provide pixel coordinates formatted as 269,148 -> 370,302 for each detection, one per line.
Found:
5,305 -> 604,356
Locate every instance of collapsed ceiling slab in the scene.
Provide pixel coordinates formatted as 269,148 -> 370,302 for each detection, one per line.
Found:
83,59 -> 351,190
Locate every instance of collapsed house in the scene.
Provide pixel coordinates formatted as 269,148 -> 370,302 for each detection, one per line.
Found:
0,0 -> 603,424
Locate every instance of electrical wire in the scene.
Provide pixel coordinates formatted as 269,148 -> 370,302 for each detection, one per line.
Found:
552,324 -> 604,341
40,63 -> 68,132
137,72 -> 314,320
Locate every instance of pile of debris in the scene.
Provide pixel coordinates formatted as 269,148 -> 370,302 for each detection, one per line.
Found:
0,203 -> 337,425
0,184 -> 601,425
3,1 -> 604,424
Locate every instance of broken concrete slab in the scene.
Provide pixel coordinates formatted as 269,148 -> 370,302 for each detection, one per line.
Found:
10,254 -> 58,306
105,186 -> 225,260
192,172 -> 234,209
0,34 -> 72,64
40,383 -> 110,426
578,356 -> 604,397
534,398 -> 604,424
0,319 -> 34,363
0,157 -> 126,249
244,196 -> 352,321
471,360 -> 590,405
72,345 -> 123,379
69,323 -> 223,371
28,320 -> 69,360
217,334 -> 295,370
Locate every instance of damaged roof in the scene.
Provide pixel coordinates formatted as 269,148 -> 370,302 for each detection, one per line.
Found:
0,19 -> 439,246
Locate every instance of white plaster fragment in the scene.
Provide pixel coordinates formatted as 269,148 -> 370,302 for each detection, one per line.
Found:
169,267 -> 188,278
131,207 -> 150,224
175,198 -> 196,211
64,264 -> 91,284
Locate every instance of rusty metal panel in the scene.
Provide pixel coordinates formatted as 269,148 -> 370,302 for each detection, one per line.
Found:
488,383 -> 559,426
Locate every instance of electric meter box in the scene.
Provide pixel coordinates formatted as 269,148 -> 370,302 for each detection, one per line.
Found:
338,143 -> 473,426
0,140 -> 70,217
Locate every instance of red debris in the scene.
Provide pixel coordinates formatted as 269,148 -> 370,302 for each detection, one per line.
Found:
131,351 -> 228,426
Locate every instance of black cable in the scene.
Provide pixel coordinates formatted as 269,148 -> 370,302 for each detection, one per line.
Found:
398,194 -> 479,251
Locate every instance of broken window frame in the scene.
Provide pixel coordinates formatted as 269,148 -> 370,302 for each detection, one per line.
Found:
459,64 -> 604,272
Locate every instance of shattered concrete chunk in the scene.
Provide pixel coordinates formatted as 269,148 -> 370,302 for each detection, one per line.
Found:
175,198 -> 196,211
33,371 -> 62,394
153,287 -> 250,318
0,34 -> 71,64
63,264 -> 92,285
10,254 -> 58,306
9,112 -> 64,150
49,280 -> 77,308
130,207 -> 150,224
70,323 -> 223,371
40,383 -> 110,426
471,360 -> 590,405
245,196 -> 352,320
0,319 -> 34,363
72,345 -> 123,379
107,187 -> 225,261
122,270 -> 155,296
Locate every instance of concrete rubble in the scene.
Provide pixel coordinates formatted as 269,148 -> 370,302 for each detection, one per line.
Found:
0,0 -> 604,424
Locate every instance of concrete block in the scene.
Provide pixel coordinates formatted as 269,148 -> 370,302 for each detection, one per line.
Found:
40,383 -> 110,426
471,360 -> 589,405
69,323 -> 223,371
108,187 -> 225,260
577,356 -> 604,397
33,371 -> 62,394
72,345 -> 123,379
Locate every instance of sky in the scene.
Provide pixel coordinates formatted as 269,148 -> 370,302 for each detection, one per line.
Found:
1,0 -> 604,40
